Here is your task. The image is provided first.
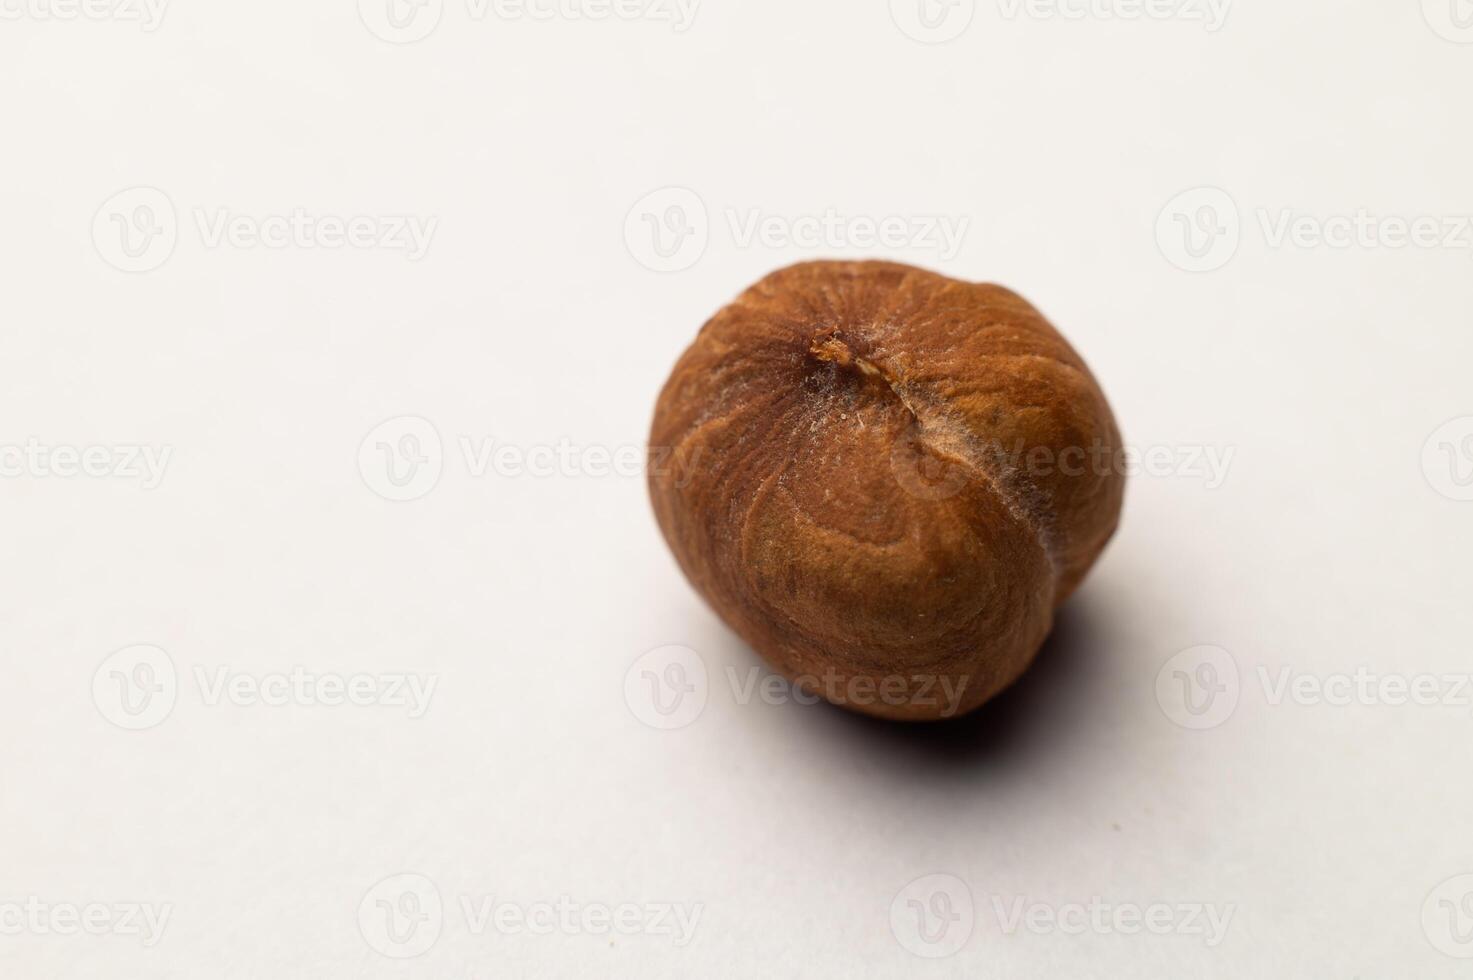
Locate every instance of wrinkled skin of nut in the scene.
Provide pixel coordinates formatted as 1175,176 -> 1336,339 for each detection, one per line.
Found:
648,260 -> 1124,721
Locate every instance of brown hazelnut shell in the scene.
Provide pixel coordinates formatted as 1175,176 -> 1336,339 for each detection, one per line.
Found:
648,260 -> 1124,721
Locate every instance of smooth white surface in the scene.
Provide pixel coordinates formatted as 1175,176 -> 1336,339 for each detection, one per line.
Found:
3,1 -> 1472,976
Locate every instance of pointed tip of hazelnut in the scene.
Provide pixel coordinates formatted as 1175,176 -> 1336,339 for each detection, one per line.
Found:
809,330 -> 855,367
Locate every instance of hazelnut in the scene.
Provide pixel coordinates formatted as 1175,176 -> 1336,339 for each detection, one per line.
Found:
648,260 -> 1124,721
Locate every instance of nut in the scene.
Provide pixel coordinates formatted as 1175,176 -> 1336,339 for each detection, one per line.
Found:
648,260 -> 1124,721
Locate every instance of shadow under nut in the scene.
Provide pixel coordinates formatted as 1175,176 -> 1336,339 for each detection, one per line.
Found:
648,259 -> 1125,722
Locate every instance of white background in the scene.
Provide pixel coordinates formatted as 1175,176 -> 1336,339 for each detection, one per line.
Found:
3,0 -> 1473,976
